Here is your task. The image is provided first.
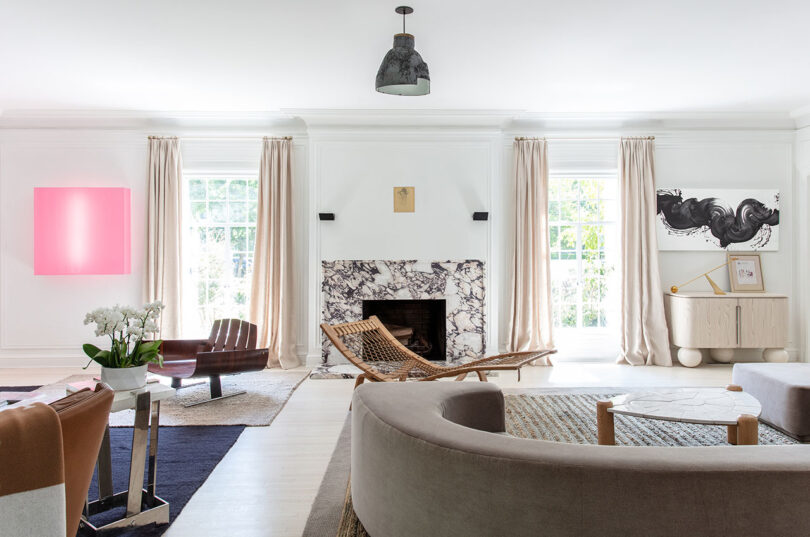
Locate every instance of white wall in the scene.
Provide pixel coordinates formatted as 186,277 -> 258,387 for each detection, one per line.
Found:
0,131 -> 309,368
794,124 -> 810,361
0,130 -> 147,366
656,133 -> 797,361
316,137 -> 492,261
497,131 -> 798,363
309,132 -> 501,363
0,114 -> 804,367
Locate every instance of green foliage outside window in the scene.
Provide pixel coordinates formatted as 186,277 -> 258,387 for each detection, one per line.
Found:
187,177 -> 258,333
549,177 -> 616,329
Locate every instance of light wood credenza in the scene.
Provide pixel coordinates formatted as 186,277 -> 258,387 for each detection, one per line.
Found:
664,291 -> 788,367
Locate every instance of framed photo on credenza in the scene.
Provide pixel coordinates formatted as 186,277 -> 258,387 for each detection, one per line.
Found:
727,253 -> 765,292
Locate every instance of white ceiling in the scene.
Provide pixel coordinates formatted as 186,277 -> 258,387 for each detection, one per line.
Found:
1,0 -> 808,114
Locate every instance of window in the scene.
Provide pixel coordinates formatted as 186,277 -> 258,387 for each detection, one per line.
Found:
548,176 -> 619,336
184,176 -> 258,336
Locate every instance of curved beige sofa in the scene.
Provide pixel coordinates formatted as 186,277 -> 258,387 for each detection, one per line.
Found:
351,382 -> 810,537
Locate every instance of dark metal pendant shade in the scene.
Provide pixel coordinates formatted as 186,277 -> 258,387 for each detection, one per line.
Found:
375,7 -> 430,96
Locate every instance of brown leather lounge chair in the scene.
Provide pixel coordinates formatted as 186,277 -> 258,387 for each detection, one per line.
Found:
148,319 -> 269,406
0,384 -> 114,537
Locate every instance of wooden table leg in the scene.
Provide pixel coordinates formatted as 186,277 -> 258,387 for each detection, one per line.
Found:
597,401 -> 615,445
725,385 -> 744,445
727,424 -> 738,445
736,414 -> 759,445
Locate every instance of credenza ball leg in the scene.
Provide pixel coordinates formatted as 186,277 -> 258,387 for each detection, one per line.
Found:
677,347 -> 703,368
709,348 -> 734,363
762,348 -> 789,363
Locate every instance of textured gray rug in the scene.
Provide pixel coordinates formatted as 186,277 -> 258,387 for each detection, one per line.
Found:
506,392 -> 798,446
304,389 -> 798,537
37,370 -> 309,426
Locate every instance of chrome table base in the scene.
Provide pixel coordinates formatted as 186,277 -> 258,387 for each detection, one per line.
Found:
78,390 -> 170,535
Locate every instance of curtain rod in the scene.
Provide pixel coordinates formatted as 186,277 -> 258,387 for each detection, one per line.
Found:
515,136 -> 654,141
153,136 -> 294,141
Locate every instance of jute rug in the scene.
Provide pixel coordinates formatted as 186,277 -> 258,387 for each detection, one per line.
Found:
34,369 -> 309,426
305,390 -> 798,537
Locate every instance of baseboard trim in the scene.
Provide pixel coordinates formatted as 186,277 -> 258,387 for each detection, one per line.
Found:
0,355 -> 89,368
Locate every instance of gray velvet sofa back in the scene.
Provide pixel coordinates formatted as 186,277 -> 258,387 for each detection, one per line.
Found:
351,382 -> 810,537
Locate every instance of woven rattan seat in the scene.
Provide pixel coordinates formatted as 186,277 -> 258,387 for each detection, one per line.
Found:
321,315 -> 555,389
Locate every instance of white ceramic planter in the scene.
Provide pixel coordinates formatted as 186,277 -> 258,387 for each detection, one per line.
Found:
100,364 -> 148,391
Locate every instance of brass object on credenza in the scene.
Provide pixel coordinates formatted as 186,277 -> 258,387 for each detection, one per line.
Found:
670,257 -> 738,295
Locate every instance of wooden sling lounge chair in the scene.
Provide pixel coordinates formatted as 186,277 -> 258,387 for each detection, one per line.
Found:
148,319 -> 268,406
321,315 -> 555,389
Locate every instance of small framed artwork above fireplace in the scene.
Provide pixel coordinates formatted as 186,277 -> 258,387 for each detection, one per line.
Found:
362,299 -> 447,360
393,186 -> 415,212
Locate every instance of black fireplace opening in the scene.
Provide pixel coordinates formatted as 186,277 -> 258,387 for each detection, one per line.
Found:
362,299 -> 447,361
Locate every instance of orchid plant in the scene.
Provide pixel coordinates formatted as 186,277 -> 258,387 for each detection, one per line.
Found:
83,301 -> 165,369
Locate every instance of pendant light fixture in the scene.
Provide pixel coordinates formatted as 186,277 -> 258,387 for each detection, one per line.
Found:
375,6 -> 430,96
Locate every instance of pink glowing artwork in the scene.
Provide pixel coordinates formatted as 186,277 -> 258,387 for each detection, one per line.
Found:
34,187 -> 131,275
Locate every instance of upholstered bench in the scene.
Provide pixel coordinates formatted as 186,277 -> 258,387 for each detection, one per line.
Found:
732,363 -> 810,442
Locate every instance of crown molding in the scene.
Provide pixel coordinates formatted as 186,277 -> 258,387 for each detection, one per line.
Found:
508,111 -> 797,133
0,108 -> 800,133
791,104 -> 810,130
284,108 -> 521,131
0,109 -> 308,134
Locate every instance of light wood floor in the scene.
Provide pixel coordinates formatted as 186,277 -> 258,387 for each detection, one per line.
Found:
2,363 -> 733,537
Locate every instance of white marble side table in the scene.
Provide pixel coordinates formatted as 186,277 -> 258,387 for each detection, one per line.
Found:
596,385 -> 762,446
68,381 -> 175,535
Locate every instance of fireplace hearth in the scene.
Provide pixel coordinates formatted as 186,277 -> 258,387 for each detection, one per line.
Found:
363,299 -> 447,360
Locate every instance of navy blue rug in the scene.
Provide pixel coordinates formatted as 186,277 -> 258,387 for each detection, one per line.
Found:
84,426 -> 245,536
0,385 -> 42,404
0,385 -> 41,391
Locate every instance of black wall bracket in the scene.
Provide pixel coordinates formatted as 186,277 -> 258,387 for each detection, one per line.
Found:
473,212 -> 489,221
318,213 -> 335,221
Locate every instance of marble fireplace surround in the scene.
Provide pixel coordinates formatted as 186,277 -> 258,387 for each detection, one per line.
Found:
321,260 -> 486,364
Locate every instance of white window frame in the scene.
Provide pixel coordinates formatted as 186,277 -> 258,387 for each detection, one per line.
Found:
181,172 -> 259,337
548,171 -> 620,358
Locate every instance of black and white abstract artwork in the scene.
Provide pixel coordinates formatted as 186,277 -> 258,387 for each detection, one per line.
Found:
656,188 -> 779,251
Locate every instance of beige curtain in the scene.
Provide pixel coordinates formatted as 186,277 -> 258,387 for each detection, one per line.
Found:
618,137 -> 672,366
507,138 -> 554,358
145,136 -> 183,338
249,137 -> 298,369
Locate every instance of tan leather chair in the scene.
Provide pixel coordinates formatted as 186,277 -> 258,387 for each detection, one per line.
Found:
50,384 -> 114,537
0,384 -> 113,537
0,402 -> 67,536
